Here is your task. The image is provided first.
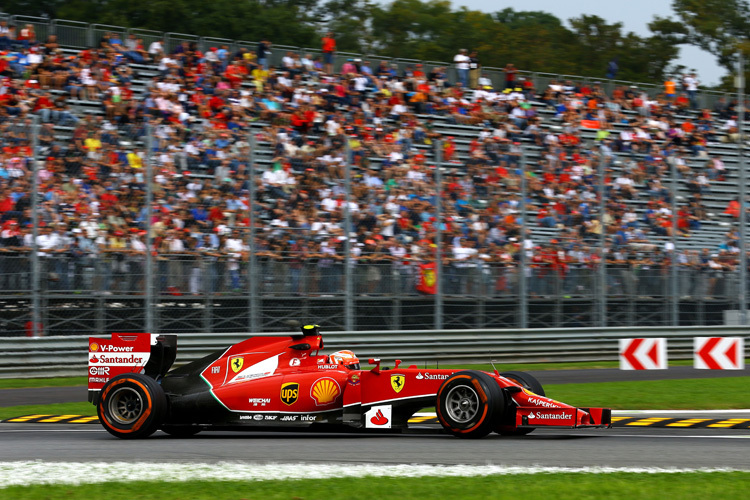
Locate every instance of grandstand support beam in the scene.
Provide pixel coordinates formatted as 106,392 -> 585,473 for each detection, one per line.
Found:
435,140 -> 443,330
344,140 -> 353,332
31,116 -> 41,337
520,150 -> 528,329
145,122 -> 154,334
738,51 -> 747,325
597,147 -> 607,327
249,132 -> 259,334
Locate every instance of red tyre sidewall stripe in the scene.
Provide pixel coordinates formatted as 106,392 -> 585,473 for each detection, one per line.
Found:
100,378 -> 153,434
437,374 -> 490,434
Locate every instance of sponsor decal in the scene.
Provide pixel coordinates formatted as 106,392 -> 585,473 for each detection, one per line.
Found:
289,358 -> 301,367
280,382 -> 300,406
318,358 -> 326,364
528,397 -> 560,409
390,374 -> 405,393
98,345 -> 135,353
300,415 -> 316,422
89,366 -> 110,376
281,415 -> 298,422
234,372 -> 273,382
318,364 -> 339,370
528,411 -> 572,420
253,414 -> 264,421
231,356 -> 244,373
89,377 -> 109,383
415,372 -> 450,381
88,353 -> 148,366
211,366 -> 220,374
365,405 -> 392,429
248,398 -> 271,407
239,415 -> 253,420
348,373 -> 360,386
264,415 -> 277,421
89,343 -> 99,352
310,377 -> 341,406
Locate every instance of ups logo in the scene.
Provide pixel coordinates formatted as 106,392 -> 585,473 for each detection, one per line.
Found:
281,382 -> 299,405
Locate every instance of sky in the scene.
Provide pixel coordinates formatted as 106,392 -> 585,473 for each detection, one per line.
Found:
449,0 -> 726,86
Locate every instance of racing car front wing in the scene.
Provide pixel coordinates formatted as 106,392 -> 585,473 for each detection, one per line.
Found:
515,407 -> 612,429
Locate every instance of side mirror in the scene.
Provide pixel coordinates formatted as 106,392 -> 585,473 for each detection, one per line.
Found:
368,358 -> 381,375
393,359 -> 402,369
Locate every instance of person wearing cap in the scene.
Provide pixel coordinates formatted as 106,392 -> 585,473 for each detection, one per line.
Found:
468,51 -> 480,89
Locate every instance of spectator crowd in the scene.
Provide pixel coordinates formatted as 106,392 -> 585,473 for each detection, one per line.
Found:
0,25 -> 748,300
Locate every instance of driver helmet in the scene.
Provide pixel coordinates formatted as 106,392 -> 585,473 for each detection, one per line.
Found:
328,350 -> 360,370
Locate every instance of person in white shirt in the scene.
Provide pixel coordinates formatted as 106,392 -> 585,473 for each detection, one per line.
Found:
223,229 -> 246,291
453,49 -> 470,87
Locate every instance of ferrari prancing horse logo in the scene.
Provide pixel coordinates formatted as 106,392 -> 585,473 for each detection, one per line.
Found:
231,356 -> 244,373
390,374 -> 405,393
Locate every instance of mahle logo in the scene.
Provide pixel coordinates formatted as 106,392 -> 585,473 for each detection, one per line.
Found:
281,382 -> 299,405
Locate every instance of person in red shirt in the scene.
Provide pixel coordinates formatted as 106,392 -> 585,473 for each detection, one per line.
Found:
321,31 -> 336,75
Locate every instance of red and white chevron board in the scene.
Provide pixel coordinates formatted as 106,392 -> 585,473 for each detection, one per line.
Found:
619,338 -> 667,370
694,337 -> 745,370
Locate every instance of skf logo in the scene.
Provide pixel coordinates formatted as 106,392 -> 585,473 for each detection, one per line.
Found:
281,382 -> 299,406
390,374 -> 405,393
89,342 -> 99,352
311,377 -> 341,405
231,356 -> 244,373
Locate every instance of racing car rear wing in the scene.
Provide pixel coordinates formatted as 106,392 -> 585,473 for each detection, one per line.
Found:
87,333 -> 177,403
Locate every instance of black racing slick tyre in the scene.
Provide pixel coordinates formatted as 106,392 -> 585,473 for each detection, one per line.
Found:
500,371 -> 545,397
98,373 -> 167,439
436,370 -> 505,439
497,371 -> 545,436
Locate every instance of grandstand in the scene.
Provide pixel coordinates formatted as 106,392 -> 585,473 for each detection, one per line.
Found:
1,12 -> 749,335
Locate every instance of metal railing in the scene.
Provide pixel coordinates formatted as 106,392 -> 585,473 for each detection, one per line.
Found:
1,326 -> 748,378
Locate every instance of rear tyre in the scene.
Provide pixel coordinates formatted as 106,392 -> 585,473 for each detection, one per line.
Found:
98,373 -> 167,439
436,370 -> 504,439
497,371 -> 545,436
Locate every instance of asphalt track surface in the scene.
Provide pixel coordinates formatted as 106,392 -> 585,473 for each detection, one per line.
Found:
1,423 -> 749,469
3,366 -> 749,407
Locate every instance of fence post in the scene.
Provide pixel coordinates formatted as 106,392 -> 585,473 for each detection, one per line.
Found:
249,132 -> 259,333
31,115 -> 41,336
519,149 -> 528,329
344,139 -> 354,331
145,121 -> 155,333
434,140 -> 443,330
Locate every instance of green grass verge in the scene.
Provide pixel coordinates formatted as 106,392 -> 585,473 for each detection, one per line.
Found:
438,359 -> 699,372
0,377 -> 86,390
0,402 -> 94,421
546,377 -> 750,410
4,474 -> 750,500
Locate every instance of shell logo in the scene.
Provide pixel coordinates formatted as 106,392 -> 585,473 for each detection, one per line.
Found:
90,343 -> 99,352
310,377 -> 341,406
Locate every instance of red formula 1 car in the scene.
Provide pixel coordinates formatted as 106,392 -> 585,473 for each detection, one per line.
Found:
87,325 -> 611,439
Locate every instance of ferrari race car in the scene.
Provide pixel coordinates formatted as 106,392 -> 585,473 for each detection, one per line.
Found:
87,325 -> 611,439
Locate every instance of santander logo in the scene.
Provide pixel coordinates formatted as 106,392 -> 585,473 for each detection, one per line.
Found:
370,409 -> 389,426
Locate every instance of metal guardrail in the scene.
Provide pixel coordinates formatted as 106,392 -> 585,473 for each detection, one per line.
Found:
1,326 -> 748,378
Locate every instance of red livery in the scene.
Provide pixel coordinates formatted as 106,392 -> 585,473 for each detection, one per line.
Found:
88,325 -> 611,439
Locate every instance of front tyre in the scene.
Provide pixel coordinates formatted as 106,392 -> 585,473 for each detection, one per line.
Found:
437,370 -> 505,439
98,373 -> 167,439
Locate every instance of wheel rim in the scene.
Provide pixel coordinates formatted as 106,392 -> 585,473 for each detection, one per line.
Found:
107,387 -> 144,425
445,384 -> 480,423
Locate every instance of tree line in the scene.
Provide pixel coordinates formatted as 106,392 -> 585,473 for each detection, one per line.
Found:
4,0 -> 746,87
